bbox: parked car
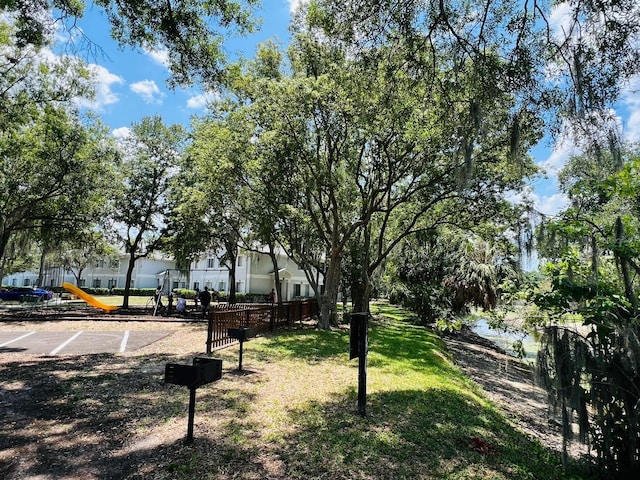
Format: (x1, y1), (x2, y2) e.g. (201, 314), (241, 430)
(0, 287), (54, 302)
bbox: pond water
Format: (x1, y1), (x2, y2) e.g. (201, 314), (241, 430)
(471, 318), (539, 361)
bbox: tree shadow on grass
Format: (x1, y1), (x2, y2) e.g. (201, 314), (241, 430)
(270, 388), (585, 480)
(0, 341), (593, 480)
(0, 352), (260, 480)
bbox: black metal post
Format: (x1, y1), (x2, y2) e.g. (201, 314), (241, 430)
(352, 312), (368, 417)
(238, 339), (244, 371)
(186, 387), (196, 444)
(206, 316), (213, 355)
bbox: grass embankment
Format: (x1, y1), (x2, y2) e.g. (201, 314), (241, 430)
(161, 304), (588, 479)
(0, 303), (591, 479)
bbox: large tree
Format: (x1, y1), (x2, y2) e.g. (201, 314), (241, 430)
(0, 18), (117, 280)
(223, 3), (540, 328)
(185, 111), (259, 303)
(53, 230), (118, 287)
(533, 144), (640, 476)
(109, 115), (186, 307)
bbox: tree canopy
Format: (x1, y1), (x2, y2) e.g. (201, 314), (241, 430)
(0, 0), (260, 87)
(108, 115), (187, 307)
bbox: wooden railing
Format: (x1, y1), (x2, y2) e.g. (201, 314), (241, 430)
(205, 299), (319, 353)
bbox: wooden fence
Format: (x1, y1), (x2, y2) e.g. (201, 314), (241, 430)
(205, 299), (319, 354)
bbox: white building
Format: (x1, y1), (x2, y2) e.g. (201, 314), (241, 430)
(2, 255), (182, 290)
(190, 249), (321, 301)
(3, 249), (322, 300)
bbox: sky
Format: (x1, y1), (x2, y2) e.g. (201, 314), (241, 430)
(70, 0), (296, 136)
(64, 1), (640, 219)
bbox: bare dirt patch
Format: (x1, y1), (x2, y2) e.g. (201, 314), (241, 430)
(441, 326), (588, 459)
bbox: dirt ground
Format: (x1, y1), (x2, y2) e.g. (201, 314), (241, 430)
(441, 326), (588, 459)
(0, 308), (588, 479)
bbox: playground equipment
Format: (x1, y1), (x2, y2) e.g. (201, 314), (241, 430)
(61, 283), (119, 313)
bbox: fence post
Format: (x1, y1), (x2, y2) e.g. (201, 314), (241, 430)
(286, 302), (291, 325)
(206, 313), (213, 355)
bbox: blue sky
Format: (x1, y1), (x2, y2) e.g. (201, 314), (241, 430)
(71, 0), (294, 132)
(65, 1), (640, 219)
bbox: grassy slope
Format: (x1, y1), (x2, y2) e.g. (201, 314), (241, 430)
(0, 302), (589, 479)
(166, 304), (589, 480)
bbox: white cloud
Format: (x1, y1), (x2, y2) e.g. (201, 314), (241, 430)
(288, 0), (303, 13)
(539, 137), (576, 175)
(143, 46), (170, 67)
(112, 127), (131, 139)
(534, 192), (569, 216)
(507, 186), (569, 217)
(549, 2), (574, 43)
(76, 64), (124, 110)
(186, 91), (219, 109)
(621, 75), (640, 143)
(130, 79), (165, 104)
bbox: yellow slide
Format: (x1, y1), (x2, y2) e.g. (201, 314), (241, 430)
(62, 283), (119, 313)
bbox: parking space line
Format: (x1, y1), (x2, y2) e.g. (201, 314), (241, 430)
(0, 331), (36, 347)
(50, 331), (83, 355)
(119, 330), (129, 353)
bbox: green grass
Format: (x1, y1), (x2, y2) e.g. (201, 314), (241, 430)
(183, 303), (592, 480)
(2, 302), (593, 479)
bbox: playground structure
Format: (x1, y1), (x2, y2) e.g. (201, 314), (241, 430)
(61, 283), (119, 313)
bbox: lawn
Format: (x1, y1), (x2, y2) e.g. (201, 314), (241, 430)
(0, 304), (591, 479)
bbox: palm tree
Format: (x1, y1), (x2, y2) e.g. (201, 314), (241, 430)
(446, 239), (516, 313)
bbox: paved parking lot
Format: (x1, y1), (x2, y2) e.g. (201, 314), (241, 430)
(0, 330), (170, 355)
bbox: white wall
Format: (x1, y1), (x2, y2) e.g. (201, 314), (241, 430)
(3, 249), (321, 297)
(3, 256), (181, 290)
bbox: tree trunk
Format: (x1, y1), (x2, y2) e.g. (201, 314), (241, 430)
(351, 227), (372, 314)
(268, 250), (282, 305)
(616, 217), (638, 313)
(351, 272), (371, 314)
(0, 229), (9, 275)
(36, 248), (48, 287)
(319, 251), (341, 329)
(74, 267), (85, 286)
(228, 260), (237, 303)
(122, 251), (136, 309)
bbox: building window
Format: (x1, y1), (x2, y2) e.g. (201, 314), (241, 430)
(237, 256), (244, 267)
(80, 279), (86, 287)
(207, 258), (216, 268)
(217, 281), (226, 292)
(23, 278), (31, 286)
(11, 279), (16, 286)
(236, 281), (244, 293)
(95, 259), (105, 268)
(109, 259), (120, 269)
(193, 282), (199, 290)
(108, 279), (117, 288)
(294, 283), (301, 297)
(93, 278), (101, 288)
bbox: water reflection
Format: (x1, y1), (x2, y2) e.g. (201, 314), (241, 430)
(471, 318), (539, 360)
